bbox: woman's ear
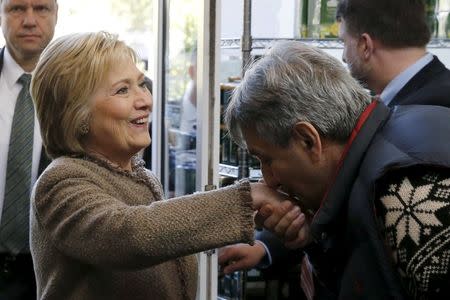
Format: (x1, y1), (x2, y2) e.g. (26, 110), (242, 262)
(292, 121), (323, 162)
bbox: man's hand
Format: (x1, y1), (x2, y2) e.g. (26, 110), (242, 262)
(218, 241), (267, 275)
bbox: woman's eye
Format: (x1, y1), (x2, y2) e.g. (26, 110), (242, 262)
(139, 81), (149, 91)
(116, 87), (129, 94)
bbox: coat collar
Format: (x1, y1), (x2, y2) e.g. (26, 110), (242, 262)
(310, 101), (391, 240)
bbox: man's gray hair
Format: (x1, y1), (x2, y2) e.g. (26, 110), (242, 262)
(225, 40), (371, 148)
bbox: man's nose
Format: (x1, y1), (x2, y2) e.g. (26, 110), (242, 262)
(261, 167), (279, 190)
(23, 9), (38, 27)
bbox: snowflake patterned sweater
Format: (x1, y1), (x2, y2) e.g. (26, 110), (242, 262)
(306, 102), (450, 300)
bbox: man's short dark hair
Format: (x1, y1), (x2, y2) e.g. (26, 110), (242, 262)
(336, 0), (431, 48)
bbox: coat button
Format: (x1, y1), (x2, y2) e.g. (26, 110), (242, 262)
(321, 232), (327, 240)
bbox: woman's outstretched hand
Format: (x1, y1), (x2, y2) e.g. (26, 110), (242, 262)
(250, 182), (311, 249)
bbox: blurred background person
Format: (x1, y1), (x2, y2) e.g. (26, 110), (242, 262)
(29, 31), (303, 300)
(179, 47), (197, 135)
(0, 0), (57, 298)
(173, 47), (198, 197)
(337, 0), (450, 108)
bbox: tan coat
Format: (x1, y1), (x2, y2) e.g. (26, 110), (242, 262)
(30, 156), (254, 300)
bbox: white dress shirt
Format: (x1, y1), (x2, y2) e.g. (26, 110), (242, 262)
(0, 47), (42, 223)
(380, 52), (434, 105)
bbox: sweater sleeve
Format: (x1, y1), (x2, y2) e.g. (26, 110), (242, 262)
(32, 159), (255, 270)
(375, 165), (450, 298)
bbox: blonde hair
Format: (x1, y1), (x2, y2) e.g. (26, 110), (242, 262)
(31, 31), (138, 158)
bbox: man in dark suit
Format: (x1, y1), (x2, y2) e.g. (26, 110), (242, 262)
(336, 0), (450, 108)
(219, 0), (450, 297)
(0, 0), (57, 298)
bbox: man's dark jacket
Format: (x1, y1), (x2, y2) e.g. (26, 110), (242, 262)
(308, 102), (450, 299)
(258, 55), (450, 268)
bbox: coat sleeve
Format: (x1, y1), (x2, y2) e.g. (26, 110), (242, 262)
(255, 229), (303, 268)
(32, 159), (255, 270)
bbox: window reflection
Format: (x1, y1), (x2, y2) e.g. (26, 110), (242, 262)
(165, 0), (199, 198)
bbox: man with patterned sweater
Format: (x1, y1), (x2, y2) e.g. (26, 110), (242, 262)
(219, 1), (450, 296)
(224, 40), (450, 299)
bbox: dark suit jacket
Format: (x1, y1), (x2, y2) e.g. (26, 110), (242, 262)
(389, 56), (450, 108)
(0, 47), (51, 175)
(256, 229), (303, 267)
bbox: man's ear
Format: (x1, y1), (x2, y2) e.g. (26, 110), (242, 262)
(359, 33), (375, 61)
(292, 122), (322, 162)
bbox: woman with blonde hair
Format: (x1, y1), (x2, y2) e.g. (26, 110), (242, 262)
(29, 32), (301, 300)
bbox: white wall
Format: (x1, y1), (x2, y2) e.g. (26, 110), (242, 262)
(221, 0), (299, 39)
(428, 48), (450, 68)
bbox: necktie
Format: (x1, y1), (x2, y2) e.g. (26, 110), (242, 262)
(0, 73), (34, 254)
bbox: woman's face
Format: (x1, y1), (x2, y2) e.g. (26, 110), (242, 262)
(84, 57), (152, 169)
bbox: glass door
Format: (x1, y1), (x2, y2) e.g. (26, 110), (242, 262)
(152, 0), (221, 298)
(152, 0), (199, 197)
